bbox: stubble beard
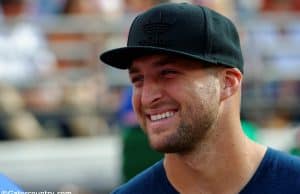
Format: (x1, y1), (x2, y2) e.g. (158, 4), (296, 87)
(148, 99), (219, 154)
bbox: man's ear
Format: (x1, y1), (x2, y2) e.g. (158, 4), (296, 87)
(219, 68), (242, 101)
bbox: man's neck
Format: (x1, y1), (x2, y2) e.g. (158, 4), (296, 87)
(163, 126), (266, 194)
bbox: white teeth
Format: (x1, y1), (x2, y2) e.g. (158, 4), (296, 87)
(150, 111), (175, 121)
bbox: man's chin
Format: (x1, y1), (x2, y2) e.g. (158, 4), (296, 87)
(149, 140), (185, 153)
(149, 139), (169, 153)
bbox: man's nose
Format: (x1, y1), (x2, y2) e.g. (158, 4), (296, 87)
(141, 79), (163, 106)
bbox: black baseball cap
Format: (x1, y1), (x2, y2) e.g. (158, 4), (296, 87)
(100, 3), (244, 73)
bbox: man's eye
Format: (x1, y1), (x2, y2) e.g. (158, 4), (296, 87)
(131, 76), (144, 85)
(161, 69), (178, 76)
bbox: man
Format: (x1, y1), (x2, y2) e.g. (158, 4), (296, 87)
(100, 3), (300, 194)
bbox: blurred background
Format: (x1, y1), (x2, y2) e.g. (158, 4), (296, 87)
(0, 0), (300, 193)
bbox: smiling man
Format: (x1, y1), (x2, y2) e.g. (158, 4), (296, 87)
(100, 3), (300, 194)
(129, 55), (221, 154)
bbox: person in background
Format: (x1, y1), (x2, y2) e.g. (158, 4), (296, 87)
(0, 0), (56, 86)
(0, 174), (22, 192)
(0, 0), (47, 190)
(100, 3), (300, 194)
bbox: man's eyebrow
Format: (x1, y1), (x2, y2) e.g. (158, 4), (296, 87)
(129, 56), (177, 74)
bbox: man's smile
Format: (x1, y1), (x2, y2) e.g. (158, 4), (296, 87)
(149, 111), (176, 122)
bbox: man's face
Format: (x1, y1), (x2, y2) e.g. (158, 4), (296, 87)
(129, 54), (221, 153)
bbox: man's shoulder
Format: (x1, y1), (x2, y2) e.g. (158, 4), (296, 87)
(258, 148), (300, 184)
(269, 148), (300, 173)
(241, 148), (300, 194)
(111, 160), (173, 194)
(0, 174), (22, 191)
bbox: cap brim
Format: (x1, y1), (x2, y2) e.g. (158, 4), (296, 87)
(100, 46), (217, 69)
